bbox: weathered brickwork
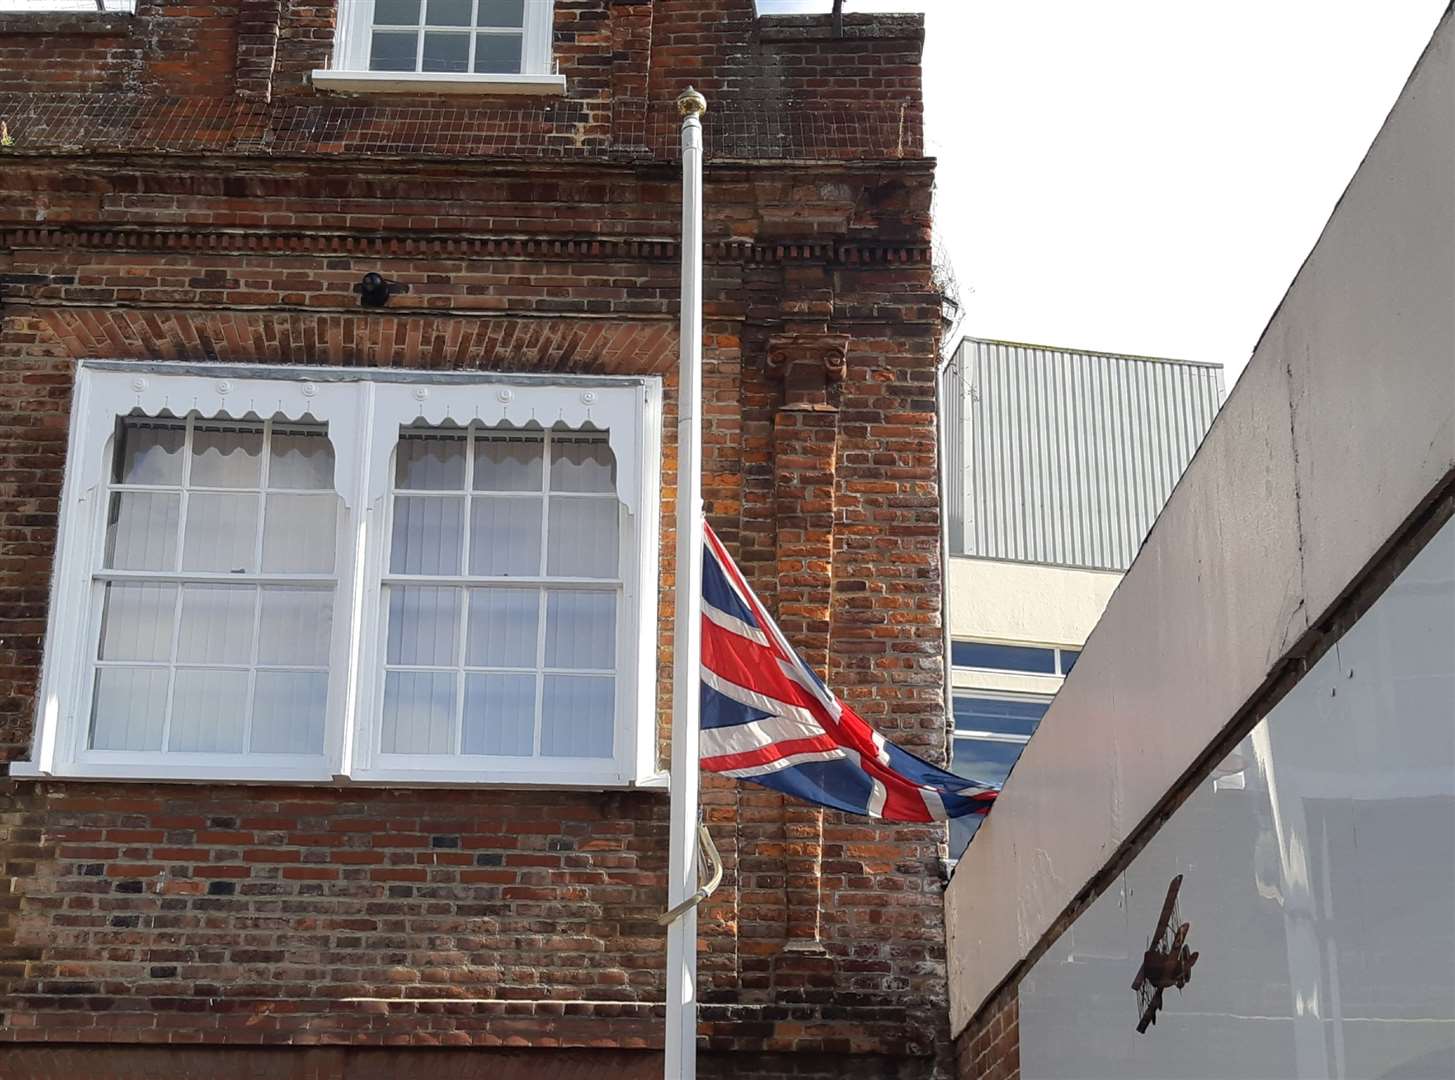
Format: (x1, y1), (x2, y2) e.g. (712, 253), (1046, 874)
(0, 1), (950, 1075)
(953, 991), (1020, 1080)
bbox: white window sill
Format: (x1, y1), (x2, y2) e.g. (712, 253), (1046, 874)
(8, 760), (335, 784)
(8, 759), (672, 791)
(311, 70), (567, 96)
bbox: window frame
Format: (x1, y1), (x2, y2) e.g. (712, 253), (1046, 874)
(22, 361), (662, 788)
(316, 0), (564, 96)
(948, 689), (1053, 860)
(951, 689), (1053, 746)
(82, 415), (351, 778)
(950, 637), (1080, 677)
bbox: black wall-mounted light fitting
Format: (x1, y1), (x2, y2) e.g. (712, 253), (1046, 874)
(356, 272), (408, 308)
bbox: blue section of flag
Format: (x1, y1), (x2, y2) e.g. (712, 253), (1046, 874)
(702, 544), (757, 629)
(700, 679), (772, 731)
(729, 757), (880, 819)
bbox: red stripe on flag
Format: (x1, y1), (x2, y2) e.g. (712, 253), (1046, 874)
(701, 734), (843, 775)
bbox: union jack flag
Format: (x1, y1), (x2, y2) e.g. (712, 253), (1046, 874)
(699, 523), (998, 823)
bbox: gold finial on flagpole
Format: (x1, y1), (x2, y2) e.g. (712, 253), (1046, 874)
(677, 85), (707, 118)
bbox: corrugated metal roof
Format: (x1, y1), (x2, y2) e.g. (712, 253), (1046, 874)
(942, 337), (1224, 571)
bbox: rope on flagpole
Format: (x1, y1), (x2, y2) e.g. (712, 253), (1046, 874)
(658, 814), (723, 927)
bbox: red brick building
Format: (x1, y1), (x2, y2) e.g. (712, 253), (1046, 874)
(0, 2), (950, 1076)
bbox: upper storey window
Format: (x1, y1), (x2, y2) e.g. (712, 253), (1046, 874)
(368, 0), (532, 75)
(316, 0), (562, 94)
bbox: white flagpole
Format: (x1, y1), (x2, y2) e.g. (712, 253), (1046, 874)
(665, 84), (707, 1080)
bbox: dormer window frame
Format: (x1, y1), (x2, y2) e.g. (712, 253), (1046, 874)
(314, 0), (564, 96)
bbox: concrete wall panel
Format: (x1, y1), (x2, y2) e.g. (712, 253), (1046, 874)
(1283, 22), (1455, 626)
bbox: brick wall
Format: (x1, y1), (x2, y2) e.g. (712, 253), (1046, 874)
(953, 990), (1020, 1080)
(0, 14), (142, 95)
(0, 1), (951, 1075)
(0, 2), (922, 160)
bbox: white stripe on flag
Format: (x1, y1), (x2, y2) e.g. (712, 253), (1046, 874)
(774, 657), (844, 721)
(867, 779), (887, 819)
(870, 729), (890, 767)
(702, 667), (821, 729)
(920, 787), (948, 822)
(703, 600), (770, 647)
(714, 748), (846, 779)
(700, 714), (828, 759)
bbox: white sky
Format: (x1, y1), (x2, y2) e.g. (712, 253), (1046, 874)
(763, 1), (1448, 385)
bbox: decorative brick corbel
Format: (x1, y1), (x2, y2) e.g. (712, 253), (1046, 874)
(766, 332), (849, 408)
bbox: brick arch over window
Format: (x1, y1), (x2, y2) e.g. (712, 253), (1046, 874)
(38, 310), (680, 374)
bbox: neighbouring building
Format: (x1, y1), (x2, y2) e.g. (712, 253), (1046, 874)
(947, 11), (1453, 1079)
(939, 337), (1223, 855)
(0, 3), (958, 1077)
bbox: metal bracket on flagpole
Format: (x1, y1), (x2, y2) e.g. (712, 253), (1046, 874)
(658, 812), (723, 927)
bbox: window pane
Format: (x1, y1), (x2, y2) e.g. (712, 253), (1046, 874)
(550, 436), (615, 493)
(1060, 648), (1080, 674)
(952, 695), (1049, 739)
(262, 493), (337, 573)
(390, 496), (464, 575)
(104, 492), (179, 571)
(462, 673), (535, 755)
(371, 29), (421, 71)
(386, 586), (459, 666)
(396, 432), (466, 490)
(258, 588), (333, 668)
(251, 671), (327, 755)
(423, 31), (470, 72)
(98, 582), (176, 662)
(540, 674), (613, 758)
(466, 588), (538, 668)
(169, 669), (248, 753)
(182, 492), (260, 573)
(545, 590), (615, 670)
(114, 419), (184, 485)
(473, 31), (523, 73)
(469, 496), (542, 576)
(190, 423), (263, 489)
(477, 0), (523, 26)
(425, 0), (470, 25)
(474, 433), (543, 492)
(950, 640), (1057, 674)
(89, 667), (168, 751)
(269, 428), (334, 490)
(381, 671), (456, 754)
(177, 584), (254, 665)
(373, 0), (420, 24)
(547, 497), (617, 577)
(951, 737), (1025, 787)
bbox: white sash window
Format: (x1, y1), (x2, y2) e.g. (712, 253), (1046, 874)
(23, 362), (661, 787)
(316, 0), (563, 95)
